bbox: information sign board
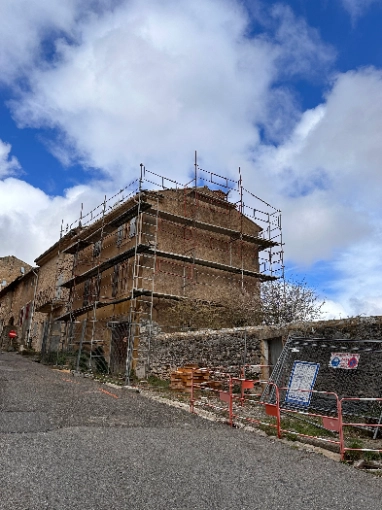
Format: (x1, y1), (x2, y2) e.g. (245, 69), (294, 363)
(285, 361), (320, 407)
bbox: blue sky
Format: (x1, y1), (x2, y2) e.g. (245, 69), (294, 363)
(1, 0), (382, 318)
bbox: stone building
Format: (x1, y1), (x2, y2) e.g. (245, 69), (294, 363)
(0, 166), (283, 379)
(0, 232), (77, 351)
(53, 180), (281, 378)
(0, 256), (31, 291)
(0, 267), (37, 350)
(0, 255), (33, 348)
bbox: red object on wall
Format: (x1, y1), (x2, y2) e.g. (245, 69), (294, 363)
(8, 330), (17, 339)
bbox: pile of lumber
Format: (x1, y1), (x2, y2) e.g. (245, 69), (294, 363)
(170, 364), (210, 392)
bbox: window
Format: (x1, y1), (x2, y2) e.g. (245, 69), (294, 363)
(83, 275), (101, 306)
(55, 274), (63, 299)
(116, 225), (124, 247)
(129, 217), (137, 238)
(83, 279), (91, 307)
(94, 274), (101, 301)
(19, 307), (24, 326)
(93, 240), (102, 258)
(112, 265), (120, 298)
(120, 263), (129, 293)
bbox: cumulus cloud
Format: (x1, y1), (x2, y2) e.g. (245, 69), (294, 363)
(254, 67), (382, 315)
(322, 239), (382, 317)
(8, 0), (334, 182)
(0, 174), (116, 264)
(269, 4), (335, 78)
(0, 0), (120, 85)
(0, 139), (21, 177)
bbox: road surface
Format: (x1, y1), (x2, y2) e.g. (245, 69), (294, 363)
(0, 352), (381, 509)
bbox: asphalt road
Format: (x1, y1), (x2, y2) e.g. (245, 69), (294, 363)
(0, 353), (381, 510)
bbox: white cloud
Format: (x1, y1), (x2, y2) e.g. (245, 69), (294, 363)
(341, 0), (382, 21)
(0, 139), (21, 177)
(0, 0), (79, 85)
(270, 4), (335, 78)
(0, 0), (120, 85)
(0, 175), (113, 264)
(253, 67), (382, 316)
(320, 300), (349, 321)
(254, 67), (382, 263)
(323, 240), (382, 316)
(8, 0), (333, 183)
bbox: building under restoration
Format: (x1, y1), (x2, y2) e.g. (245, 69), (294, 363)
(0, 160), (283, 380)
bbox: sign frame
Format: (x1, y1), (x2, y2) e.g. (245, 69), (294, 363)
(285, 360), (320, 407)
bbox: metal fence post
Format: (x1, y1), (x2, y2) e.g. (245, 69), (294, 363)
(337, 398), (345, 461)
(229, 377), (233, 427)
(275, 384), (282, 439)
(190, 369), (195, 413)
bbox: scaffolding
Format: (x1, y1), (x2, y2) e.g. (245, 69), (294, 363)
(55, 155), (284, 382)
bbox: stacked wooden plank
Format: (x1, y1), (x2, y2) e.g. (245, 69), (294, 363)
(170, 364), (210, 392)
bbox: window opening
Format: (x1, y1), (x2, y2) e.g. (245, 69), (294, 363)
(129, 217), (137, 238)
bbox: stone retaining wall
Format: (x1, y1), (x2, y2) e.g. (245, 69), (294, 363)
(138, 316), (382, 380)
(139, 326), (275, 379)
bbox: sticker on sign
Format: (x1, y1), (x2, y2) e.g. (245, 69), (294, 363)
(329, 352), (360, 370)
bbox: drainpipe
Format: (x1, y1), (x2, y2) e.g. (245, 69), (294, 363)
(26, 269), (39, 349)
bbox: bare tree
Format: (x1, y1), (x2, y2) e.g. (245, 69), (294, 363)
(167, 297), (224, 330)
(261, 278), (325, 325)
(218, 288), (262, 327)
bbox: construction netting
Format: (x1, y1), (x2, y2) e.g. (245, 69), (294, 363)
(262, 336), (382, 423)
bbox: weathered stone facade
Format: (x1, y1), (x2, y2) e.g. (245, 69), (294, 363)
(0, 182), (280, 377)
(0, 268), (38, 350)
(0, 256), (31, 290)
(0, 232), (76, 351)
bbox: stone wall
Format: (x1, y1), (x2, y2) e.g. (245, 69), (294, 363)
(138, 316), (382, 381)
(139, 325), (272, 379)
(285, 316), (382, 341)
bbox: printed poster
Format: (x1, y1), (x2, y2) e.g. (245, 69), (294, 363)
(285, 361), (320, 407)
(329, 352), (360, 370)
